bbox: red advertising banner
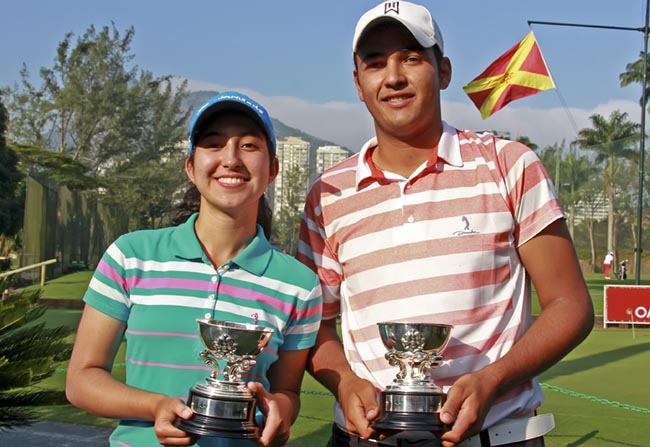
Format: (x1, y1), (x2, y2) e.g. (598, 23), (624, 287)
(604, 285), (650, 327)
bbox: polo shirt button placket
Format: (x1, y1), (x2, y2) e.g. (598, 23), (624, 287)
(207, 272), (221, 319)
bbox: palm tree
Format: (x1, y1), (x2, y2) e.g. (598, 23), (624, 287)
(620, 50), (650, 109)
(572, 110), (641, 257)
(561, 147), (599, 240)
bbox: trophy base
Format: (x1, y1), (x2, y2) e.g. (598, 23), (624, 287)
(177, 383), (259, 439)
(372, 388), (447, 433)
(177, 413), (259, 439)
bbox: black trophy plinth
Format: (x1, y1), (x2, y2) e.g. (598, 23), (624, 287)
(372, 388), (446, 432)
(177, 383), (259, 439)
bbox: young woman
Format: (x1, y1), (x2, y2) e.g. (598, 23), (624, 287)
(66, 91), (322, 447)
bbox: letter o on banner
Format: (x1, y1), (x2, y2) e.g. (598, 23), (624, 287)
(604, 285), (650, 327)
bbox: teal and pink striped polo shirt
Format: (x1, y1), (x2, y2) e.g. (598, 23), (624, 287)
(84, 213), (322, 447)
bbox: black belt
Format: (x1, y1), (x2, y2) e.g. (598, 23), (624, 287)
(329, 424), (443, 447)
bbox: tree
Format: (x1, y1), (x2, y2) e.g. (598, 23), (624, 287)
(9, 142), (99, 190)
(573, 110), (641, 257)
(6, 23), (189, 230)
(577, 178), (608, 272)
(98, 74), (189, 229)
(0, 91), (24, 256)
(272, 164), (310, 254)
(0, 279), (72, 429)
(537, 141), (564, 191)
(515, 135), (538, 152)
(620, 50), (650, 109)
(560, 146), (599, 239)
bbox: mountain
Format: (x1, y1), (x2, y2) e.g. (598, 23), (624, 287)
(182, 91), (344, 163)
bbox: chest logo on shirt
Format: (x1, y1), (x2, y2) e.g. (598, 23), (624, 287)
(453, 216), (479, 236)
(251, 313), (259, 324)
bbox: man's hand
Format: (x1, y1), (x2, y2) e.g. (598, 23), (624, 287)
(338, 374), (380, 439)
(438, 371), (499, 447)
(248, 382), (292, 447)
(152, 396), (195, 446)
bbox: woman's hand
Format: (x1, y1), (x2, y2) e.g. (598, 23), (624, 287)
(152, 396), (195, 446)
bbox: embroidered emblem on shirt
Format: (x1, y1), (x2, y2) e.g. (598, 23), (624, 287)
(251, 313), (259, 324)
(453, 216), (479, 236)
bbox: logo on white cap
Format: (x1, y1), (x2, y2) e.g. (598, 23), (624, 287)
(384, 2), (399, 14)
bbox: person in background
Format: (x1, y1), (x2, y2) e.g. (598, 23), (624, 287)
(297, 2), (594, 446)
(603, 252), (614, 279)
(66, 91), (322, 447)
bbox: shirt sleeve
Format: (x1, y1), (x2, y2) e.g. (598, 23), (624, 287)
(83, 239), (132, 321)
(494, 139), (566, 246)
(296, 179), (343, 320)
(278, 279), (323, 351)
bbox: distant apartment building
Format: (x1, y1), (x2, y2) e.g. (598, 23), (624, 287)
(315, 145), (351, 173)
(270, 136), (311, 215)
(571, 192), (609, 224)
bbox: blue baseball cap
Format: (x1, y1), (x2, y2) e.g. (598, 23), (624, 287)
(188, 91), (276, 158)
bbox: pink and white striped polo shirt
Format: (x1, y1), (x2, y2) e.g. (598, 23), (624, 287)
(297, 121), (565, 428)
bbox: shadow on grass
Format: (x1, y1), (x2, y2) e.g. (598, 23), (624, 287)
(563, 431), (598, 446)
(554, 430), (647, 447)
(541, 342), (650, 381)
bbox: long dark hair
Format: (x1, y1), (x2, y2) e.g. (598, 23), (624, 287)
(171, 184), (273, 240)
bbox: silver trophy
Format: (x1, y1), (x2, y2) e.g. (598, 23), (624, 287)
(177, 319), (274, 439)
(372, 322), (453, 434)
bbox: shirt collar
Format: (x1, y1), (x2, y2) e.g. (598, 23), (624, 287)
(173, 212), (274, 276)
(172, 213), (204, 260)
(355, 121), (463, 189)
(231, 226), (274, 277)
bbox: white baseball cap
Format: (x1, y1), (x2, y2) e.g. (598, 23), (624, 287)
(352, 1), (444, 54)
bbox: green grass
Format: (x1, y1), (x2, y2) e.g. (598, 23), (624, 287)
(529, 272), (648, 317)
(25, 271), (650, 446)
(539, 327), (650, 447)
(39, 270), (94, 299)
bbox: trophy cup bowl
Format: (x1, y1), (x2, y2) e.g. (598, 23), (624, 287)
(372, 322), (453, 435)
(177, 319), (274, 439)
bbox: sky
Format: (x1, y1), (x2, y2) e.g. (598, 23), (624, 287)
(2, 0), (649, 152)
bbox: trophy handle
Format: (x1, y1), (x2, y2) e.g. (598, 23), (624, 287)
(385, 349), (408, 380)
(223, 357), (257, 382)
(386, 349), (443, 382)
(200, 350), (221, 379)
(415, 352), (443, 378)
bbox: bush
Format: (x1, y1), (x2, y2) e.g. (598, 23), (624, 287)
(0, 277), (73, 429)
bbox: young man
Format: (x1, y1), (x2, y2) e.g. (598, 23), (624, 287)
(297, 2), (594, 446)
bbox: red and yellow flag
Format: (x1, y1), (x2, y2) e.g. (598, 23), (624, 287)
(463, 31), (555, 119)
